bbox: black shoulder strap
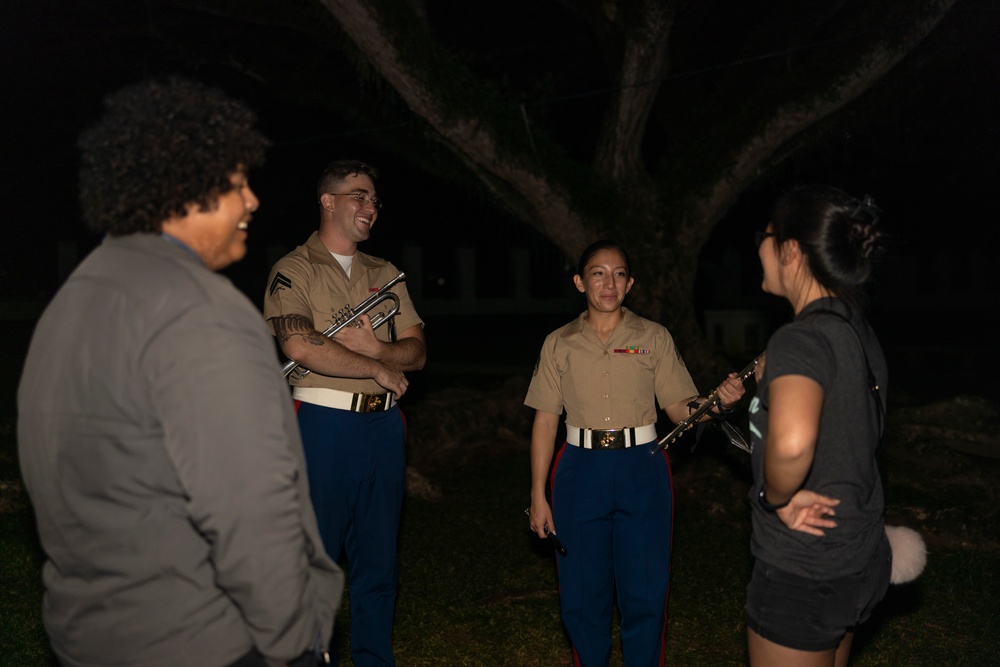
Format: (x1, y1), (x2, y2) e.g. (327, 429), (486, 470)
(804, 309), (886, 457)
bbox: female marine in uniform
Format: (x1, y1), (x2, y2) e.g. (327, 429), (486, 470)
(746, 185), (889, 667)
(525, 240), (745, 667)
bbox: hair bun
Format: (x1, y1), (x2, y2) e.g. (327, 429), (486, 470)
(848, 195), (884, 260)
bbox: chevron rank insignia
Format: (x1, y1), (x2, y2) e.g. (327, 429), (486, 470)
(269, 272), (291, 296)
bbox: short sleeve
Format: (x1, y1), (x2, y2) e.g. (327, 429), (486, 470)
(652, 326), (698, 409)
(766, 323), (836, 392)
(524, 331), (564, 416)
(263, 255), (313, 323)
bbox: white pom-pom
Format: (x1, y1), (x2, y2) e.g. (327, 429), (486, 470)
(885, 525), (927, 584)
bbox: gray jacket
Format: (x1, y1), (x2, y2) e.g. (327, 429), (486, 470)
(18, 234), (343, 667)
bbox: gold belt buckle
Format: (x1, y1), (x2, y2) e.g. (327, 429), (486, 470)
(596, 429), (625, 449)
(360, 393), (385, 413)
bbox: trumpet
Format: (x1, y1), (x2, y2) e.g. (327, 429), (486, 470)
(652, 352), (764, 454)
(281, 272), (406, 379)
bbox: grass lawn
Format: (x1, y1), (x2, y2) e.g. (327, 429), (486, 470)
(2, 379), (999, 666)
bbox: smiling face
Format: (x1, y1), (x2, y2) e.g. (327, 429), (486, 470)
(161, 170), (259, 271)
(573, 248), (634, 314)
(319, 172), (379, 253)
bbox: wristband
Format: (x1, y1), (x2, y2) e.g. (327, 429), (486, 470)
(688, 399), (736, 420)
(758, 486), (790, 511)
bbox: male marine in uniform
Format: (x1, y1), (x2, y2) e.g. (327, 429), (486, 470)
(263, 160), (426, 667)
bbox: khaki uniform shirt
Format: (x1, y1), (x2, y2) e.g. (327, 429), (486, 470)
(263, 232), (424, 394)
(524, 308), (697, 429)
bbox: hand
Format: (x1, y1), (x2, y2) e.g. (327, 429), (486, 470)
(775, 489), (840, 536)
(333, 313), (382, 358)
(716, 372), (746, 410)
(528, 500), (555, 540)
(373, 364), (408, 398)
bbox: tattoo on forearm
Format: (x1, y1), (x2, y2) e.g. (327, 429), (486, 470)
(271, 316), (327, 346)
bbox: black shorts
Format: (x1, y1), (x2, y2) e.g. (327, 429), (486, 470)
(745, 537), (891, 651)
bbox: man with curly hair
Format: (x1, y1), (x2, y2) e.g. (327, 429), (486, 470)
(17, 76), (343, 667)
(263, 159), (426, 667)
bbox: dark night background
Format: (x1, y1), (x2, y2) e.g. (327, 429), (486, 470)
(2, 0), (1000, 405)
(3, 5), (1000, 665)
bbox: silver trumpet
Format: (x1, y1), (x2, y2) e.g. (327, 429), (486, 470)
(281, 272), (405, 379)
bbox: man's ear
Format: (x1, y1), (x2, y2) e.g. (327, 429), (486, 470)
(319, 192), (336, 211)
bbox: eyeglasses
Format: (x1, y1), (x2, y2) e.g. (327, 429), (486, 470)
(329, 191), (382, 211)
(754, 231), (777, 248)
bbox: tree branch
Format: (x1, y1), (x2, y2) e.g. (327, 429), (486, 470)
(593, 0), (677, 183)
(560, 0), (683, 184)
(691, 0), (957, 242)
(319, 0), (596, 258)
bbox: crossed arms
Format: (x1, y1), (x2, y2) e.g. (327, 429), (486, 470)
(270, 312), (425, 398)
